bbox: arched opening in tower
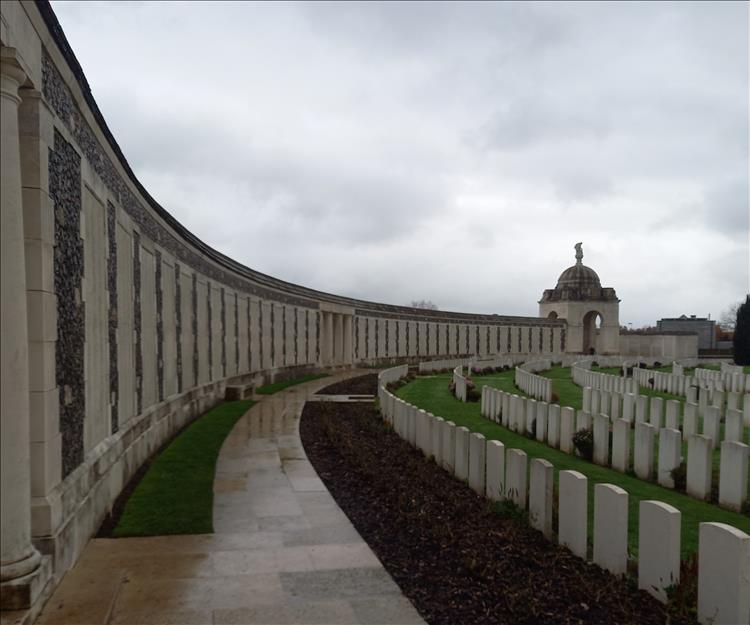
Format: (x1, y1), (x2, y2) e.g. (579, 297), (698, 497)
(582, 310), (603, 354)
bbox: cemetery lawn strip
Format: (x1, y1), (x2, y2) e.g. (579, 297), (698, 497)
(255, 373), (328, 395)
(301, 401), (696, 625)
(111, 400), (254, 537)
(396, 375), (750, 558)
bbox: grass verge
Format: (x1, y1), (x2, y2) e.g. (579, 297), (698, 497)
(255, 373), (328, 395)
(113, 400), (254, 537)
(395, 375), (750, 558)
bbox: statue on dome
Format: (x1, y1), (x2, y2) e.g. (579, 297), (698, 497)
(575, 242), (583, 264)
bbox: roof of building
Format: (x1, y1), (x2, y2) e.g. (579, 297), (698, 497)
(540, 243), (619, 303)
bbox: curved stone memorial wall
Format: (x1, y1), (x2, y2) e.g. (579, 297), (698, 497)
(0, 1), (566, 613)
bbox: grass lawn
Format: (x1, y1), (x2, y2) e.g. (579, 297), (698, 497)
(256, 373), (328, 395)
(113, 400), (254, 537)
(395, 374), (750, 559)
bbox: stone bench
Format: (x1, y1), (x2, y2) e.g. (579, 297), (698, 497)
(224, 383), (254, 401)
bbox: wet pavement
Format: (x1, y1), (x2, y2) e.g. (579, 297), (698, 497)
(33, 370), (424, 625)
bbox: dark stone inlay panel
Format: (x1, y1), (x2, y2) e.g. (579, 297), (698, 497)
(518, 328), (522, 353)
(561, 328), (566, 352)
(155, 250), (164, 402)
(315, 310), (320, 362)
(133, 231), (143, 415)
(293, 306), (298, 364)
(246, 297), (252, 371)
(507, 327), (512, 353)
(306, 310), (311, 363)
(385, 319), (389, 358)
(354, 316), (359, 360)
(175, 263), (183, 393)
(234, 293), (239, 372)
(259, 303), (264, 367)
(282, 305), (287, 364)
(270, 304), (275, 365)
(220, 287), (226, 377)
(207, 282), (213, 376)
(191, 273), (198, 385)
(106, 201), (118, 434)
(365, 317), (369, 359)
(51, 129), (85, 477)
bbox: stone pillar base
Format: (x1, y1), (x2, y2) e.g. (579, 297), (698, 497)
(0, 555), (52, 615)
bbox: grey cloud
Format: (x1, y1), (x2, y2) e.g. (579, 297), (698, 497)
(49, 0), (749, 326)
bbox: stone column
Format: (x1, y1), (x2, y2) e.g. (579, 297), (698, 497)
(0, 50), (43, 608)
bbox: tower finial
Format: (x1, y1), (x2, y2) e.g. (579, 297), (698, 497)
(574, 242), (583, 265)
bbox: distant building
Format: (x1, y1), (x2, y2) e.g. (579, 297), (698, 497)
(657, 315), (715, 350)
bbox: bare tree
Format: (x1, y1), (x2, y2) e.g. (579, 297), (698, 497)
(411, 299), (438, 310)
(719, 300), (743, 331)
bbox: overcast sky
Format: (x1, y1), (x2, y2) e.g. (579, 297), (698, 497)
(50, 1), (748, 327)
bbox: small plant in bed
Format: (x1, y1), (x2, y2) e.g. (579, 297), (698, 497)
(573, 427), (594, 461)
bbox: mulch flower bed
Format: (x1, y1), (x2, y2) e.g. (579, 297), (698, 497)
(300, 397), (695, 625)
(315, 373), (379, 396)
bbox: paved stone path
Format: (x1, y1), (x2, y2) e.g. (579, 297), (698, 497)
(34, 371), (425, 625)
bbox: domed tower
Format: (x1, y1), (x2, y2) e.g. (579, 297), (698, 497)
(539, 243), (620, 354)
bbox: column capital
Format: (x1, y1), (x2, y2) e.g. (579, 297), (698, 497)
(1, 47), (28, 104)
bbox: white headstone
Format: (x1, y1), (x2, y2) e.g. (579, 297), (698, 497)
(529, 458), (554, 539)
(703, 406), (721, 448)
(636, 395), (648, 424)
(468, 432), (487, 494)
(719, 441), (749, 512)
(441, 420), (456, 473)
(455, 426), (470, 481)
(432, 416), (444, 465)
(665, 400), (680, 430)
(576, 410), (591, 433)
(559, 406), (575, 454)
(611, 418), (631, 473)
(683, 402), (698, 439)
(535, 401), (548, 442)
(593, 484), (628, 576)
(486, 440), (506, 502)
(650, 397), (664, 429)
(547, 404), (560, 448)
(506, 449), (528, 509)
(687, 435), (713, 501)
(634, 422), (655, 480)
(638, 500), (681, 602)
(593, 413), (610, 466)
(724, 409), (743, 443)
(658, 428), (682, 489)
(697, 523), (750, 625)
(559, 470), (587, 559)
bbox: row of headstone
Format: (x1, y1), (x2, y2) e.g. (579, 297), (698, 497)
(572, 362), (638, 395)
(514, 361), (553, 403)
(377, 368), (750, 625)
(694, 366), (749, 394)
(482, 385), (749, 512)
(418, 356), (474, 373)
(468, 355), (525, 373)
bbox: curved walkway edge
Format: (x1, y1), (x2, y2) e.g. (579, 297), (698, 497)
(33, 370), (425, 625)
